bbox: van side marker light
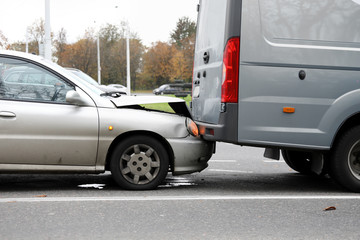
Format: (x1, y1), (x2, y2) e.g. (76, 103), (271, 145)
(283, 107), (295, 113)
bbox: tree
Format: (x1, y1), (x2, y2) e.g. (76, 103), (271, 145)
(53, 28), (68, 66)
(140, 17), (196, 87)
(98, 23), (123, 85)
(169, 17), (196, 81)
(142, 41), (174, 88)
(0, 30), (8, 49)
(27, 18), (46, 55)
(170, 17), (196, 50)
(56, 23), (145, 91)
(8, 18), (53, 55)
(97, 22), (144, 88)
(60, 29), (98, 77)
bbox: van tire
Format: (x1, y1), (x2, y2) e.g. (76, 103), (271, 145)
(330, 126), (360, 192)
(281, 150), (313, 175)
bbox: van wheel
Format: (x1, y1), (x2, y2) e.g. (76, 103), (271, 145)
(330, 126), (360, 192)
(110, 135), (169, 190)
(281, 150), (313, 175)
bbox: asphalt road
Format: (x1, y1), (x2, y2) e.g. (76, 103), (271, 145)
(1, 142), (359, 239)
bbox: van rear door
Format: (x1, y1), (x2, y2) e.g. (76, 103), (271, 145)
(192, 0), (241, 142)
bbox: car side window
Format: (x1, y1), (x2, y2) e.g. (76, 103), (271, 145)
(0, 57), (74, 103)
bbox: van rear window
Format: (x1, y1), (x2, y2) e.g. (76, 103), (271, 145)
(196, 0), (227, 51)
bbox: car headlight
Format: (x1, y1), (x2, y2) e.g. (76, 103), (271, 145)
(186, 118), (199, 137)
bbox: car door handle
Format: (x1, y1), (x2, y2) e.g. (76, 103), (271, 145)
(0, 111), (16, 118)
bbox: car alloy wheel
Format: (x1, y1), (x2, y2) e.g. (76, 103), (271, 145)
(120, 143), (160, 184)
(110, 135), (169, 190)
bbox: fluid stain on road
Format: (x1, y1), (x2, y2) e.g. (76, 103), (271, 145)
(160, 176), (197, 188)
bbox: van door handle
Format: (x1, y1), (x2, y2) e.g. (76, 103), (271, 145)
(203, 51), (210, 64)
(0, 111), (16, 118)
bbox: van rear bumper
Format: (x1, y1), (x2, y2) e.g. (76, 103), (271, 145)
(195, 103), (238, 143)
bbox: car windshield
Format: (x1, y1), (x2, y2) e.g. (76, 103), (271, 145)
(65, 71), (104, 95)
(67, 69), (100, 87)
(65, 69), (123, 98)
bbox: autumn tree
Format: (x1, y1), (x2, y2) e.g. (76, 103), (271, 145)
(170, 17), (196, 50)
(53, 28), (68, 66)
(55, 22), (144, 90)
(98, 22), (145, 88)
(98, 23), (123, 85)
(27, 18), (46, 55)
(169, 17), (196, 82)
(142, 41), (174, 88)
(139, 17), (196, 88)
(60, 29), (98, 77)
(0, 30), (8, 49)
(169, 33), (195, 81)
(8, 18), (52, 55)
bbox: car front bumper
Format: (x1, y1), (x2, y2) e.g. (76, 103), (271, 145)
(168, 136), (215, 175)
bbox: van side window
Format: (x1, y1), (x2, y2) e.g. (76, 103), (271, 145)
(0, 57), (74, 103)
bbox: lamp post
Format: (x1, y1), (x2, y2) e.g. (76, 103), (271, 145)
(94, 21), (101, 84)
(97, 35), (101, 84)
(44, 0), (52, 60)
(25, 27), (29, 53)
(115, 5), (131, 95)
(126, 28), (131, 96)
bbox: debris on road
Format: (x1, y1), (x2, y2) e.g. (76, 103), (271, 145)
(324, 206), (336, 211)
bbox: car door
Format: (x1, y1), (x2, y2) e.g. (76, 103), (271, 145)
(0, 56), (99, 166)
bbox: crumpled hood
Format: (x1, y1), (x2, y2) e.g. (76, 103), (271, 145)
(110, 95), (192, 118)
(110, 95), (185, 107)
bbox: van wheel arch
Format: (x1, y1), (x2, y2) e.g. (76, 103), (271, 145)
(331, 112), (360, 149)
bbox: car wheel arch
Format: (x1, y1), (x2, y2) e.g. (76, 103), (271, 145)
(105, 130), (175, 172)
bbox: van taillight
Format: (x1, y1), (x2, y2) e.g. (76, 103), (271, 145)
(221, 37), (240, 103)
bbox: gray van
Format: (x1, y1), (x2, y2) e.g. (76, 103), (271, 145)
(192, 0), (360, 192)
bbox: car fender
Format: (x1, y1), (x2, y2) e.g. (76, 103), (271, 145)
(95, 108), (190, 170)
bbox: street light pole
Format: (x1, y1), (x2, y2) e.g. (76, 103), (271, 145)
(115, 5), (131, 95)
(94, 20), (101, 84)
(126, 33), (131, 95)
(97, 35), (101, 84)
(25, 28), (29, 53)
(44, 0), (52, 60)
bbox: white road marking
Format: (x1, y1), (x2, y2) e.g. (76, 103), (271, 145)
(210, 160), (237, 163)
(263, 160), (285, 163)
(78, 184), (105, 189)
(1, 195), (360, 203)
(208, 169), (253, 173)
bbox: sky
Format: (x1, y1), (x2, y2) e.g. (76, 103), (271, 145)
(0, 0), (199, 47)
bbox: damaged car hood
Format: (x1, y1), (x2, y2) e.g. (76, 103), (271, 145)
(110, 95), (192, 118)
(111, 95), (184, 106)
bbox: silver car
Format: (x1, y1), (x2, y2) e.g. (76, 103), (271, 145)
(0, 50), (214, 190)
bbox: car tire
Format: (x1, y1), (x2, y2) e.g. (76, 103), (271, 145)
(281, 150), (313, 175)
(110, 135), (169, 190)
(330, 126), (360, 192)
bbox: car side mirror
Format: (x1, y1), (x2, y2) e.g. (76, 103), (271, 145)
(66, 90), (89, 106)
